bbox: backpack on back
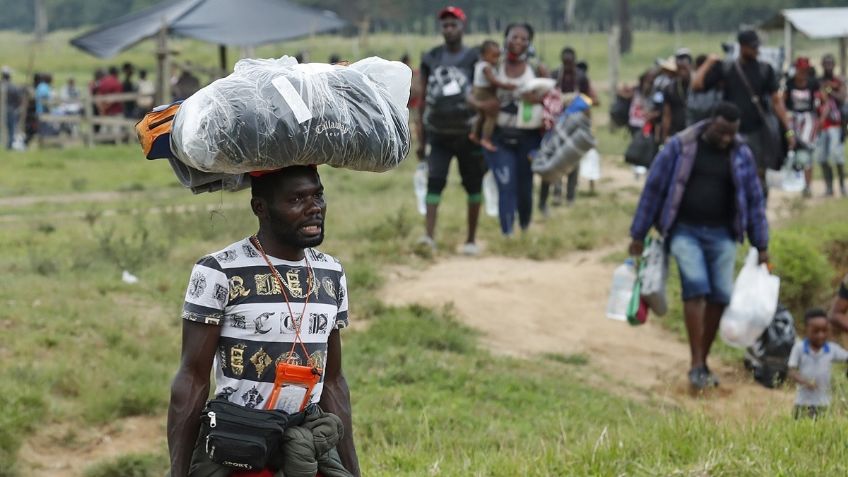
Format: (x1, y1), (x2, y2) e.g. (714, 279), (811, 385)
(423, 47), (474, 135)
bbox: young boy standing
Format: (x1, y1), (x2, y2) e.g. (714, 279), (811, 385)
(788, 308), (848, 419)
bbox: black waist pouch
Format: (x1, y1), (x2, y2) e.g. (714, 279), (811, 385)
(201, 398), (307, 471)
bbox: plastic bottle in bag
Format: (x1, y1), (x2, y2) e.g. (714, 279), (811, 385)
(606, 258), (636, 321)
(482, 171), (499, 217)
(413, 162), (428, 215)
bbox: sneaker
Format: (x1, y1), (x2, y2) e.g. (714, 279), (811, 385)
(688, 367), (710, 391)
(461, 242), (479, 256)
(416, 235), (436, 250)
(538, 204), (550, 218)
(704, 366), (720, 387)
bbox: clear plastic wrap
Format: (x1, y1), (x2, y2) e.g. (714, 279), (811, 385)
(531, 113), (595, 181)
(170, 56), (411, 174)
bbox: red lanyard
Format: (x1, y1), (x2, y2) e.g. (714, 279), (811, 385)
(250, 235), (313, 362)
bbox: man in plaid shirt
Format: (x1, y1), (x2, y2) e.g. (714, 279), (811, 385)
(628, 101), (769, 391)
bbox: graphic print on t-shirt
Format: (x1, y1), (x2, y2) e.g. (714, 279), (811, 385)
(181, 237), (349, 407)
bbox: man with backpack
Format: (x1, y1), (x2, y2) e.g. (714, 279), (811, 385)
(692, 30), (795, 199)
(417, 6), (483, 255)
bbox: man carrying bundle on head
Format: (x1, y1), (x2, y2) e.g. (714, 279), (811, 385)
(168, 166), (359, 477)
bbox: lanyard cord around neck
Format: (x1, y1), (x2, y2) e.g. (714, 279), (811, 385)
(250, 235), (313, 362)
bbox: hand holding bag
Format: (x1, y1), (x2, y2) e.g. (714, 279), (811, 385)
(639, 236), (669, 316)
(719, 248), (780, 348)
(626, 258), (649, 326)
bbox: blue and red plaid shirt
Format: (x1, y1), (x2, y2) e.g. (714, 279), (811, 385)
(629, 121), (769, 250)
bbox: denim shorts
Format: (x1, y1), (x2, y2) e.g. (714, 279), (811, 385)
(669, 223), (737, 305)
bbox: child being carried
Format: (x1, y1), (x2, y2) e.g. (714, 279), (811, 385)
(470, 40), (516, 152)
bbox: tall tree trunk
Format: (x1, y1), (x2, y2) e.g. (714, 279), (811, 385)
(616, 0), (632, 54)
(34, 0), (48, 42)
(564, 0), (577, 31)
(358, 15), (371, 48)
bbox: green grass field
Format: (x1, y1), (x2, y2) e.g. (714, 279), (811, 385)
(3, 27), (846, 93)
(2, 28), (848, 476)
(3, 141), (848, 476)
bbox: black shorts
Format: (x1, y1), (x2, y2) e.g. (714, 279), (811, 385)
(426, 132), (485, 196)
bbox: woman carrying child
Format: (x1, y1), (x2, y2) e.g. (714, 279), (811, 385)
(472, 23), (548, 236)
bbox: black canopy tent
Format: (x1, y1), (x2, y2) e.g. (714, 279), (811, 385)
(70, 0), (346, 102)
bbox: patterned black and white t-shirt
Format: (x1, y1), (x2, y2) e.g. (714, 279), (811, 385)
(182, 237), (348, 410)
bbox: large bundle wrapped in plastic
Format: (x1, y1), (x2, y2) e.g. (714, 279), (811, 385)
(170, 56), (411, 174)
(531, 111), (595, 181)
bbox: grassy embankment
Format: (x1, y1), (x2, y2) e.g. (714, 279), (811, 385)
(2, 141), (848, 476)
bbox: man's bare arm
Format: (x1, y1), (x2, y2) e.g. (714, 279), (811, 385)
(319, 328), (360, 477)
(691, 54), (720, 91)
(167, 320), (221, 477)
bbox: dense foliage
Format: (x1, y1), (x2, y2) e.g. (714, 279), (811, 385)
(5, 0), (848, 34)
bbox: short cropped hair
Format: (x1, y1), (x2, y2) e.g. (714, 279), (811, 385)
(712, 102), (741, 122)
(804, 308), (828, 324)
(250, 166), (317, 202)
(481, 40), (500, 54)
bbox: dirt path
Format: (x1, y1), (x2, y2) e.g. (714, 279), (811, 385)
(18, 415), (165, 476)
(382, 249), (794, 421)
(382, 154), (812, 421)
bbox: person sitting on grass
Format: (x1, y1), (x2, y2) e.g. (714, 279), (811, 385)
(788, 308), (848, 420)
(469, 39), (516, 152)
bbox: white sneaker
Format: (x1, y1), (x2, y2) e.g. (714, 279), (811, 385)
(461, 242), (479, 256)
(416, 235), (436, 250)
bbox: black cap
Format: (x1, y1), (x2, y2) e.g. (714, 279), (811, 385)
(737, 30), (760, 48)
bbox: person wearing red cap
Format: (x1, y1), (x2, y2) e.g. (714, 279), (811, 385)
(167, 166), (359, 477)
(784, 56), (819, 197)
(417, 6), (484, 255)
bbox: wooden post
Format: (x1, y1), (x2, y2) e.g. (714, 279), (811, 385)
(608, 25), (621, 104)
(0, 82), (7, 149)
(840, 37), (847, 79)
(783, 18), (793, 72)
(155, 23), (171, 105)
(218, 44), (227, 75)
(83, 91), (94, 147)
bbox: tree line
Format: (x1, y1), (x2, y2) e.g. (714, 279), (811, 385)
(3, 0), (848, 36)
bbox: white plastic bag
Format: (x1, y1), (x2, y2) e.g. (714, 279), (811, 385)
(413, 162), (427, 215)
(719, 248), (780, 348)
(171, 56), (411, 174)
(482, 171), (499, 217)
(639, 236), (668, 316)
(578, 148), (601, 181)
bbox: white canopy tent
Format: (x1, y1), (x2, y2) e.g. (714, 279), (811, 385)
(762, 7), (848, 75)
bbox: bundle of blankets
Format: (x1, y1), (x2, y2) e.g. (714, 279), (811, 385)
(530, 93), (596, 182)
(138, 56), (412, 193)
